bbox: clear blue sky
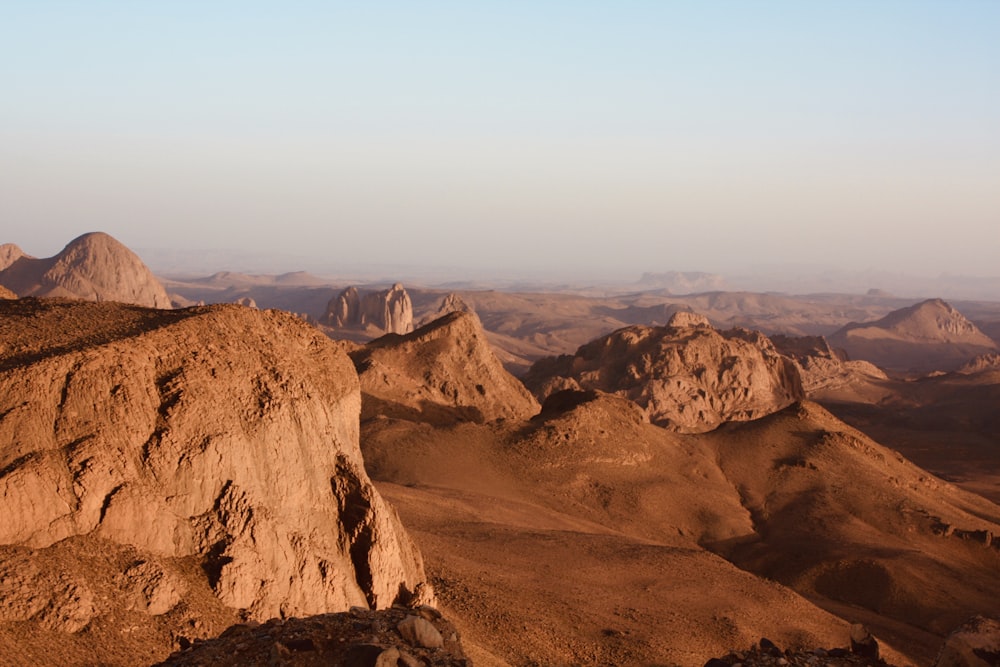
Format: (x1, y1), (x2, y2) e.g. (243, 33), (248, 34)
(2, 1), (998, 280)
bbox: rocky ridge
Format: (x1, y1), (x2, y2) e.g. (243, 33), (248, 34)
(0, 232), (172, 308)
(0, 299), (429, 664)
(524, 311), (803, 432)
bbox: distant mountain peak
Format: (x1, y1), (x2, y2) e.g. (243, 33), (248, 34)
(0, 231), (172, 308)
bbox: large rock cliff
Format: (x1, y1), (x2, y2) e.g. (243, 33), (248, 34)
(524, 311), (803, 432)
(0, 232), (172, 308)
(0, 300), (428, 638)
(323, 283), (414, 335)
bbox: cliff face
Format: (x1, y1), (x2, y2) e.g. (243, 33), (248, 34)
(0, 232), (172, 308)
(324, 284), (413, 335)
(525, 312), (803, 433)
(0, 300), (428, 631)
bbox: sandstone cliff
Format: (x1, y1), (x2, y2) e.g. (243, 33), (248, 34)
(0, 232), (172, 308)
(351, 311), (539, 425)
(524, 311), (803, 432)
(829, 299), (998, 372)
(0, 299), (428, 658)
(323, 283), (413, 335)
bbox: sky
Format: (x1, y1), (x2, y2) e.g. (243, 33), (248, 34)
(2, 1), (998, 282)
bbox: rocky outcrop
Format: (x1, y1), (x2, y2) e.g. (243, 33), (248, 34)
(351, 311), (539, 425)
(524, 313), (803, 432)
(829, 299), (998, 372)
(153, 606), (467, 667)
(0, 300), (428, 633)
(418, 293), (473, 327)
(324, 284), (414, 335)
(772, 334), (887, 394)
(232, 296), (257, 309)
(0, 285), (15, 299)
(0, 243), (26, 271)
(0, 232), (172, 308)
(935, 616), (1000, 667)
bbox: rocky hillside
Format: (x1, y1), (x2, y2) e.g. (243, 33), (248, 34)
(524, 312), (803, 432)
(829, 299), (998, 372)
(323, 283), (414, 335)
(351, 311), (539, 425)
(0, 299), (429, 665)
(0, 232), (172, 308)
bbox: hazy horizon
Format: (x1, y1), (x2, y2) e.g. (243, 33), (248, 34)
(3, 2), (998, 282)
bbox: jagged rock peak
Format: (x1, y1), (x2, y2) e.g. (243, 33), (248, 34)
(419, 292), (473, 327)
(324, 283), (414, 335)
(0, 232), (171, 308)
(351, 310), (539, 425)
(0, 299), (429, 631)
(0, 243), (27, 271)
(524, 321), (803, 433)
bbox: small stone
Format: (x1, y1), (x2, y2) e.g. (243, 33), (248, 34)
(397, 614), (444, 649)
(776, 659), (788, 666)
(375, 647), (401, 667)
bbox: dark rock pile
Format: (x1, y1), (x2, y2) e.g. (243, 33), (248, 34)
(705, 625), (892, 667)
(152, 606), (468, 667)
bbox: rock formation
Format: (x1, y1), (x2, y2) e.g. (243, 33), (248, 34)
(935, 616), (1000, 667)
(0, 299), (429, 662)
(323, 283), (414, 335)
(524, 311), (803, 432)
(153, 606), (468, 667)
(351, 311), (539, 425)
(771, 334), (887, 394)
(232, 296), (257, 308)
(0, 285), (15, 300)
(418, 292), (473, 327)
(829, 299), (998, 372)
(0, 232), (172, 308)
(0, 243), (26, 271)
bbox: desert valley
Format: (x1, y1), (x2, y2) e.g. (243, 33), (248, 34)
(0, 232), (997, 667)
